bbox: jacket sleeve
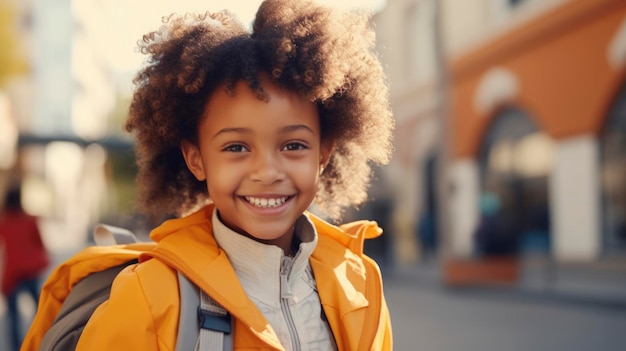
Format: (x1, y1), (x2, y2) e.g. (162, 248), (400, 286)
(76, 262), (179, 351)
(362, 255), (393, 351)
(374, 294), (393, 350)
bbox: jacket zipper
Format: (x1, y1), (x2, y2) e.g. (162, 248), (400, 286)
(280, 256), (301, 351)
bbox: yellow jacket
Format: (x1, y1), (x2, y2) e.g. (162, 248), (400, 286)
(74, 205), (392, 350)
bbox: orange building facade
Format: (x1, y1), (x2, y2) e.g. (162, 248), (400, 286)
(448, 0), (626, 262)
(452, 0), (626, 156)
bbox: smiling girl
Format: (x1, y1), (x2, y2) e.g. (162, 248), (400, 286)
(75, 0), (394, 349)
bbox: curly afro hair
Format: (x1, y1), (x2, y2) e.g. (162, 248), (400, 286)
(126, 0), (394, 221)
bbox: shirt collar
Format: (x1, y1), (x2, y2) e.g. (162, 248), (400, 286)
(212, 208), (318, 304)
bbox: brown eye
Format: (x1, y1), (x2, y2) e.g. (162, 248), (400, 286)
(283, 142), (308, 151)
(223, 144), (249, 152)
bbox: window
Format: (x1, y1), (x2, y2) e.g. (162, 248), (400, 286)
(403, 0), (436, 82)
(477, 108), (553, 254)
(601, 82), (626, 252)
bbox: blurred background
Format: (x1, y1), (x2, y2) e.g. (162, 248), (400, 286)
(1, 0), (625, 350)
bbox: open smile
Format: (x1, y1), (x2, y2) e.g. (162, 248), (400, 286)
(243, 196), (291, 209)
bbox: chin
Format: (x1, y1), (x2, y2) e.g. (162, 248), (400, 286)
(243, 224), (292, 241)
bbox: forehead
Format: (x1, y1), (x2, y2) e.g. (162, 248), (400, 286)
(200, 75), (320, 133)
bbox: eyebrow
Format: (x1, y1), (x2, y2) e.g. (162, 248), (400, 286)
(280, 124), (315, 134)
(213, 127), (251, 139)
(213, 124), (315, 139)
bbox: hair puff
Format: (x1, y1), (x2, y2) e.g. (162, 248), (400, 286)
(126, 0), (394, 221)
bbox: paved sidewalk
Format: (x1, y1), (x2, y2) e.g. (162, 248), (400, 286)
(388, 253), (626, 309)
(383, 265), (626, 351)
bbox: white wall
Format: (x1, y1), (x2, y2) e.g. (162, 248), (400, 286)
(448, 159), (480, 257)
(32, 0), (73, 135)
(550, 135), (601, 261)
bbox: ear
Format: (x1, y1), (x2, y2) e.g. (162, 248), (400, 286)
(181, 140), (206, 181)
(319, 140), (335, 170)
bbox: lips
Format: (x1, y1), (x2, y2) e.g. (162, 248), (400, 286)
(244, 196), (289, 208)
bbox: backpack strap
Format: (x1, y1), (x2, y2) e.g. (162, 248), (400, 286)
(197, 289), (232, 350)
(176, 271), (232, 351)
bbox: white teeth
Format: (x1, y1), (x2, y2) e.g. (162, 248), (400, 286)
(244, 196), (288, 208)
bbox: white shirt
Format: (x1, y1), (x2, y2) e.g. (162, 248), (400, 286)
(212, 209), (337, 351)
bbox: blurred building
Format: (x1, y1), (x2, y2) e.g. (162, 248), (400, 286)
(0, 0), (133, 253)
(375, 0), (626, 264)
(3, 0), (625, 263)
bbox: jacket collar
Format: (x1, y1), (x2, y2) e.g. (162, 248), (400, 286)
(144, 205), (283, 349)
(143, 204), (380, 350)
(306, 212), (383, 350)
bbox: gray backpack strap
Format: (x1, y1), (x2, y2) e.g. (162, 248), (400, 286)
(177, 271), (199, 350)
(197, 290), (232, 350)
(176, 272), (232, 351)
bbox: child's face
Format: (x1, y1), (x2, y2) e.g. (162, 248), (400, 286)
(182, 74), (333, 252)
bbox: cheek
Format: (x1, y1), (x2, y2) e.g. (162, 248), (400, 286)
(294, 161), (322, 187)
(205, 160), (237, 194)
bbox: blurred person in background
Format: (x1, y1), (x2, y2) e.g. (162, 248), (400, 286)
(0, 182), (49, 351)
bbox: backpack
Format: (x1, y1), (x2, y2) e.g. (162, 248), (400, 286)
(21, 224), (232, 351)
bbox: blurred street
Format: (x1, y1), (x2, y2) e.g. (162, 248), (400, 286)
(384, 260), (626, 351)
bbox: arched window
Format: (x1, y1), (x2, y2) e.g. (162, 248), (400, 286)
(477, 108), (553, 255)
(601, 82), (626, 252)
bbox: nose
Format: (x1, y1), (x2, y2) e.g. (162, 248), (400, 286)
(250, 150), (285, 184)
